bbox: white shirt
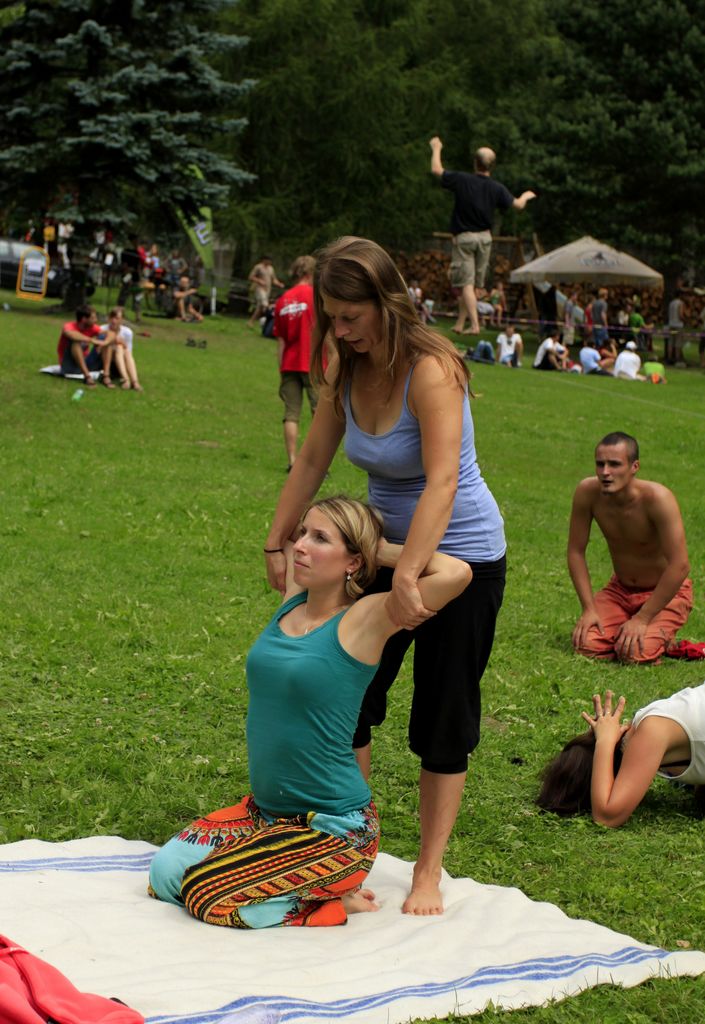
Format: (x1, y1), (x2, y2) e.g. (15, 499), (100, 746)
(101, 323), (134, 353)
(533, 338), (563, 368)
(497, 331), (522, 362)
(614, 350), (641, 379)
(632, 683), (705, 785)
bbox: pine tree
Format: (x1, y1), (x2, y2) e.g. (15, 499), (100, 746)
(0, 0), (252, 240)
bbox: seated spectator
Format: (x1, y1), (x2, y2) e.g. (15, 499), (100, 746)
(408, 280), (432, 324)
(173, 274), (204, 322)
(475, 288), (495, 326)
(495, 327), (523, 367)
(488, 281), (506, 326)
(599, 336), (618, 363)
(533, 327), (568, 371)
(57, 304), (119, 388)
(579, 339), (613, 375)
(613, 340), (645, 380)
(464, 339), (495, 364)
(100, 307), (144, 391)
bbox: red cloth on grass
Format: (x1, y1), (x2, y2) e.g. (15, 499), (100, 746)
(665, 639), (705, 660)
(0, 934), (143, 1024)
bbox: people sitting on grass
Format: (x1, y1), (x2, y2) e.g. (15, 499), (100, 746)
(536, 685), (705, 827)
(579, 338), (613, 376)
(488, 281), (506, 326)
(57, 304), (120, 388)
(99, 307), (144, 392)
(613, 340), (645, 380)
(173, 274), (204, 322)
(533, 326), (568, 371)
(496, 326), (523, 367)
(568, 431), (692, 664)
(466, 338), (495, 364)
(148, 496), (471, 928)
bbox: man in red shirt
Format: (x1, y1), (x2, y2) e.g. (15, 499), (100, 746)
(273, 256), (318, 470)
(57, 304), (118, 387)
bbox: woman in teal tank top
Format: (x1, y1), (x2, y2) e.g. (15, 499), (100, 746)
(149, 496), (471, 928)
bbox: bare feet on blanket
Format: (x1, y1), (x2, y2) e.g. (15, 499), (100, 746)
(342, 889), (380, 914)
(402, 867), (444, 915)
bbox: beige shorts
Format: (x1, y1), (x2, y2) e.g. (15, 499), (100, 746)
(450, 231), (492, 289)
(279, 372), (318, 422)
(254, 286), (269, 306)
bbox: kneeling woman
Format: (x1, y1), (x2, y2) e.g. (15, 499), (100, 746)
(149, 496), (471, 927)
(537, 685), (705, 827)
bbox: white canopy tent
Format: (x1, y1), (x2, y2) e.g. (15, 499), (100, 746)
(510, 236), (663, 288)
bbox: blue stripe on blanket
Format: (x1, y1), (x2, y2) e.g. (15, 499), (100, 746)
(143, 946), (671, 1023)
(0, 854), (155, 873)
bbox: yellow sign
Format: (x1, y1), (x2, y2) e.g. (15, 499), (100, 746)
(17, 246), (49, 300)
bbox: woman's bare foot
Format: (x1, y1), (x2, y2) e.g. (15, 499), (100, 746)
(402, 867), (444, 915)
(342, 889), (380, 914)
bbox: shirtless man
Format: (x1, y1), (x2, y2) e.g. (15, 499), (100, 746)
(567, 432), (692, 664)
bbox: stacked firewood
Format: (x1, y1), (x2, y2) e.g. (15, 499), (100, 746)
(392, 248), (453, 306)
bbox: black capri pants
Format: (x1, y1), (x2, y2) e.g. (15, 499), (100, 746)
(352, 555), (506, 773)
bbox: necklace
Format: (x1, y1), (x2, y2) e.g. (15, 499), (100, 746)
(303, 602), (350, 635)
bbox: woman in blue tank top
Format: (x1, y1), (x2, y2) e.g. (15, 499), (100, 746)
(149, 496), (470, 928)
(265, 237), (506, 916)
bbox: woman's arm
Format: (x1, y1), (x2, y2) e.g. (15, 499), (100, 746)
(338, 541), (472, 665)
(582, 691), (665, 828)
(377, 538), (471, 611)
(387, 357), (464, 628)
(264, 370), (345, 593)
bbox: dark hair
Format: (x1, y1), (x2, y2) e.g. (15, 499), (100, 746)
(75, 304), (95, 322)
(536, 731), (623, 817)
(597, 432), (639, 463)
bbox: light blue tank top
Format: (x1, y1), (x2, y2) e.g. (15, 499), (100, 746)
(246, 592), (376, 818)
(343, 367), (505, 562)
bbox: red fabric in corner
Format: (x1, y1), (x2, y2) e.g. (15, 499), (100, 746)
(665, 640), (705, 660)
(0, 935), (144, 1024)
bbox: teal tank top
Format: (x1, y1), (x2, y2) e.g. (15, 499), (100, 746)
(246, 592), (378, 818)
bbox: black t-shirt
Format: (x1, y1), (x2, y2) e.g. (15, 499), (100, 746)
(441, 171), (513, 234)
(121, 247), (141, 282)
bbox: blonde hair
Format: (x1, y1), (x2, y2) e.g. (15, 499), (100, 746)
(310, 236), (468, 413)
(303, 495), (384, 599)
(289, 255), (315, 281)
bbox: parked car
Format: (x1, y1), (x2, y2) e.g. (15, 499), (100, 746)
(0, 237), (72, 299)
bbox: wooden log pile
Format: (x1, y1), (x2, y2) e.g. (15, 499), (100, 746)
(392, 248), (453, 307)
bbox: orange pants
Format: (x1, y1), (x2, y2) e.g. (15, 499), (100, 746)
(575, 576), (693, 664)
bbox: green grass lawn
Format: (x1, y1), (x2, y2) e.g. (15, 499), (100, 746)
(2, 293), (705, 1022)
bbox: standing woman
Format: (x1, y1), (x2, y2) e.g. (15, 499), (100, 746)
(264, 237), (506, 916)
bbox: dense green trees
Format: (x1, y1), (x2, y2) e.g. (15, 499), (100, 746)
(220, 0), (553, 261)
(0, 0), (251, 240)
(1, 0), (702, 274)
(531, 0), (705, 270)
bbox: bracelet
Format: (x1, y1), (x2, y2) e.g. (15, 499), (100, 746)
(263, 547), (284, 554)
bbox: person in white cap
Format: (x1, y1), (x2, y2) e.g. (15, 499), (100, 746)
(613, 340), (645, 380)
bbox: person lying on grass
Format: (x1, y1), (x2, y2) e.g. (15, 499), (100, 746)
(149, 495), (471, 928)
(537, 686), (705, 827)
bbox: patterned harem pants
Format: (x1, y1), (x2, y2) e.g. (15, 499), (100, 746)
(148, 795), (379, 928)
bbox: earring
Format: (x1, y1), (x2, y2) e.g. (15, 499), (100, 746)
(345, 571), (352, 582)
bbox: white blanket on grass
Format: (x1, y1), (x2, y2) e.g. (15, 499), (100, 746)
(1, 837), (703, 1024)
